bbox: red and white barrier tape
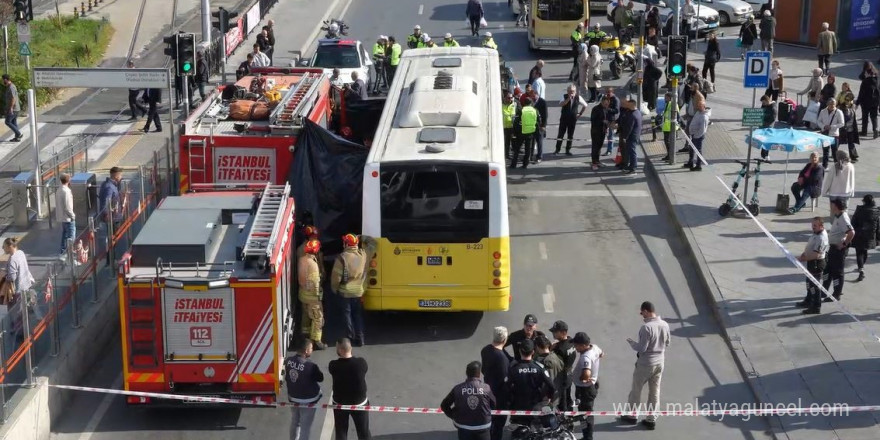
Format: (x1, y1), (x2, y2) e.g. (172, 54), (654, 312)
(49, 384), (875, 417)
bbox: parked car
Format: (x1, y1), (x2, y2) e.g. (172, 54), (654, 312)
(302, 39), (372, 87)
(700, 0), (754, 26)
(743, 0), (771, 13)
(606, 0), (721, 36)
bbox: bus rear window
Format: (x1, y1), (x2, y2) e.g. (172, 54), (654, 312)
(380, 164), (489, 243)
(536, 0), (584, 21)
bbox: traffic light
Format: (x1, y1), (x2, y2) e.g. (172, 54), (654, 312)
(176, 33), (196, 76)
(163, 34), (178, 60)
(667, 35), (688, 77)
(13, 0), (32, 21)
(212, 7), (239, 34)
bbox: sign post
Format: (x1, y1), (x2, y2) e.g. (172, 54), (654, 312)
(741, 51), (771, 211)
(16, 21), (30, 73)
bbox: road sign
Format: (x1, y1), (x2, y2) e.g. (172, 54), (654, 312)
(741, 108), (765, 127)
(16, 22), (30, 43)
(18, 42), (31, 56)
(33, 67), (169, 89)
(743, 51), (771, 88)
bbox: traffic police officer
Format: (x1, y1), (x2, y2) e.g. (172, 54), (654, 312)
(418, 33), (435, 48)
(505, 339), (555, 427)
(408, 25), (423, 49)
(330, 234), (372, 346)
(482, 32), (497, 50)
(387, 36), (402, 83)
(660, 92), (675, 161)
(443, 33), (460, 47)
(585, 23), (607, 48)
(511, 98), (540, 169)
(441, 361), (496, 440)
(569, 23), (585, 80)
(372, 36), (389, 93)
(502, 92), (520, 160)
(298, 239), (326, 350)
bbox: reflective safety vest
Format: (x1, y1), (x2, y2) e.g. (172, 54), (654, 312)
(297, 254), (322, 302)
(418, 41), (435, 48)
(372, 43), (386, 59)
(571, 30), (583, 44)
(585, 30), (606, 42)
(407, 33), (420, 49)
(443, 39), (460, 47)
(331, 247), (367, 298)
(521, 106), (538, 135)
(389, 43), (402, 66)
(483, 38), (497, 50)
(502, 102), (517, 129)
(662, 104), (673, 132)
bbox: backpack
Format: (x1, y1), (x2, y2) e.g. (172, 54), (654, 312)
(701, 77), (715, 95)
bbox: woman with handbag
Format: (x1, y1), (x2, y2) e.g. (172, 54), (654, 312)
(738, 17), (758, 60)
(702, 33), (720, 84)
(585, 45), (602, 103)
(766, 59), (784, 102)
(3, 237), (35, 343)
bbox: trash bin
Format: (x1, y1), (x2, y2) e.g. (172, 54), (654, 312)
(70, 172), (97, 229)
(11, 172), (37, 228)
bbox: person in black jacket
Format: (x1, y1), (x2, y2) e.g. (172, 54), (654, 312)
(590, 97), (609, 170)
(549, 321), (577, 411)
(504, 314), (545, 362)
(142, 88), (162, 133)
(328, 338), (371, 440)
(856, 62), (879, 138)
(788, 152), (825, 214)
(851, 194), (880, 281)
(441, 361), (496, 440)
(602, 88), (621, 156)
(481, 327), (510, 440)
(738, 17), (758, 59)
(702, 33), (721, 83)
(285, 337), (324, 439)
(759, 95), (777, 159)
(506, 340), (555, 427)
(195, 52), (209, 102)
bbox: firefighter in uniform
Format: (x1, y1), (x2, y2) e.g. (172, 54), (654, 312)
(298, 239), (326, 350)
(388, 36), (402, 84)
(443, 33), (460, 47)
(441, 361), (496, 440)
(407, 25), (423, 49)
(502, 92), (520, 160)
(482, 32), (497, 50)
(296, 225), (322, 260)
(511, 98), (540, 169)
(372, 36), (389, 94)
(505, 339), (555, 428)
(330, 234), (371, 347)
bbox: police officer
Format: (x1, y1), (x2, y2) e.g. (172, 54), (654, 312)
(443, 33), (460, 47)
(585, 23), (607, 49)
(569, 23), (585, 80)
(572, 332), (603, 440)
(482, 32), (498, 50)
(549, 320), (577, 411)
(371, 36), (389, 94)
(408, 25), (423, 49)
(511, 98), (540, 169)
(298, 239), (326, 350)
(505, 314), (545, 362)
(441, 361), (496, 440)
(284, 337), (324, 439)
(501, 92), (520, 160)
(418, 33), (435, 48)
(330, 234), (371, 346)
(505, 339), (555, 427)
(387, 36), (402, 84)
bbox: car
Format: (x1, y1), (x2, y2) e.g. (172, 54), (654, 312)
(589, 0), (607, 10)
(607, 1), (721, 36)
(699, 0), (754, 26)
(304, 39), (372, 87)
(743, 0), (770, 13)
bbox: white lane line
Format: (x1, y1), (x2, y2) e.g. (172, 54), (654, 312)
(531, 199), (539, 214)
(538, 242), (548, 260)
(510, 189), (651, 198)
(0, 122), (48, 162)
(543, 285), (555, 313)
(76, 375), (123, 440)
(319, 391), (335, 440)
(418, 4), (424, 15)
(86, 122), (135, 163)
(40, 123), (91, 157)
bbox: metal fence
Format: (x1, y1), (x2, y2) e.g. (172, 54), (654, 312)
(0, 140), (177, 422)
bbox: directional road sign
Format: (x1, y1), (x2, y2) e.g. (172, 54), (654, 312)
(743, 51), (771, 88)
(741, 108), (765, 127)
(18, 42), (31, 56)
(33, 67), (169, 89)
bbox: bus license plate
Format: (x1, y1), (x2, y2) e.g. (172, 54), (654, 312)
(419, 299), (452, 308)
(426, 256), (442, 266)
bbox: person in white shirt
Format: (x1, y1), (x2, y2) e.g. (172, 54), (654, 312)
(819, 199), (855, 308)
(532, 70), (545, 100)
(55, 174), (76, 261)
(250, 43), (271, 68)
(571, 332), (603, 440)
(816, 98), (844, 168)
(821, 149), (855, 211)
(796, 216), (829, 314)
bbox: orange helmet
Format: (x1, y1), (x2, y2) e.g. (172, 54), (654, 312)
(342, 233), (359, 247)
(304, 239), (321, 255)
(303, 225), (319, 239)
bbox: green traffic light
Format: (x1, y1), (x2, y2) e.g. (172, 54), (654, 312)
(671, 65), (682, 75)
(182, 62), (192, 72)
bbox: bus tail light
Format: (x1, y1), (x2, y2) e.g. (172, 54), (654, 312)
(369, 278), (377, 286)
(370, 260), (377, 268)
(493, 278), (501, 286)
(490, 169), (497, 177)
(127, 396), (150, 404)
(493, 251), (501, 260)
(492, 260), (501, 268)
(493, 269), (501, 277)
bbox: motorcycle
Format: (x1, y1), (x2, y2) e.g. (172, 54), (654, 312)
(321, 19), (349, 39)
(509, 406), (579, 440)
(606, 27), (637, 80)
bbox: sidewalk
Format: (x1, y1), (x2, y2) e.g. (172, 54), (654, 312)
(640, 42), (880, 439)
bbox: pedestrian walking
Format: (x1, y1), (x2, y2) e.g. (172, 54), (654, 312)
(702, 33), (720, 84)
(3, 237), (34, 344)
(441, 361), (495, 440)
(142, 88), (162, 133)
(2, 74), (22, 142)
(510, 98), (540, 168)
(620, 301), (670, 430)
(528, 87), (547, 163)
(590, 96), (609, 170)
(816, 22), (838, 76)
(795, 217), (829, 314)
(480, 326), (511, 440)
(643, 56), (662, 111)
(759, 9), (776, 53)
(800, 68), (825, 104)
(822, 150), (855, 211)
(766, 59), (784, 102)
(328, 338), (371, 440)
(505, 314), (545, 362)
(298, 239), (326, 350)
(684, 100), (709, 171)
(819, 199), (855, 306)
(250, 43), (271, 68)
(818, 98), (844, 168)
(330, 234), (371, 347)
(619, 98), (642, 175)
(555, 85), (587, 156)
(549, 321), (577, 411)
(505, 339), (555, 427)
(466, 0), (484, 37)
(839, 93), (860, 162)
(851, 194), (880, 282)
(195, 52), (209, 102)
(584, 45), (602, 103)
(126, 61), (147, 120)
(285, 337), (324, 440)
(515, 0), (528, 27)
(603, 88), (621, 156)
(534, 335), (564, 408)
(55, 174), (76, 262)
(98, 167), (123, 226)
(738, 16), (758, 59)
(788, 152), (824, 214)
(855, 62), (879, 138)
(572, 332), (603, 440)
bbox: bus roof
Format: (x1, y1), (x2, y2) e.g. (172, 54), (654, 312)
(366, 47), (504, 165)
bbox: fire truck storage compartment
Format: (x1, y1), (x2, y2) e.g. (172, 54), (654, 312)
(162, 286), (236, 360)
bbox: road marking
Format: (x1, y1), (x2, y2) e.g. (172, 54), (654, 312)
(40, 123), (90, 157)
(510, 189), (651, 198)
(0, 122), (48, 162)
(76, 375), (122, 440)
(531, 199), (539, 214)
(320, 391), (334, 440)
(538, 242), (548, 260)
(418, 4), (424, 15)
(543, 285), (555, 313)
(87, 122), (136, 165)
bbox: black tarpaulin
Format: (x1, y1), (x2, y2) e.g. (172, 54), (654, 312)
(343, 97), (386, 145)
(290, 119), (369, 256)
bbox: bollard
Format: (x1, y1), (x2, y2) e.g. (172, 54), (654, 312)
(68, 238), (82, 329)
(74, 7), (79, 18)
(88, 0), (93, 12)
(81, 2), (86, 14)
(89, 217), (99, 303)
(21, 287), (35, 388)
(49, 266), (60, 357)
(0, 332), (7, 422)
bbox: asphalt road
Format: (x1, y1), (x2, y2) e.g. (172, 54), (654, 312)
(51, 1), (773, 439)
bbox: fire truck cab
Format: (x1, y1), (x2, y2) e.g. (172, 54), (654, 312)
(117, 184), (295, 404)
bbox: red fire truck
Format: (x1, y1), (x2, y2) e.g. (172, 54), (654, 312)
(179, 68), (335, 192)
(117, 183), (296, 404)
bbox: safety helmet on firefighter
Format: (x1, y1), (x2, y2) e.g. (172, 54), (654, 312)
(303, 225), (319, 239)
(304, 239), (321, 255)
(342, 233), (359, 247)
(420, 33), (431, 43)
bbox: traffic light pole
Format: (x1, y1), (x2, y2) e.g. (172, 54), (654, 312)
(183, 75), (190, 113)
(668, 0), (680, 165)
(201, 0), (212, 43)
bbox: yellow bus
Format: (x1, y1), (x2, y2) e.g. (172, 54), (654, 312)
(361, 47), (510, 312)
(528, 0), (590, 51)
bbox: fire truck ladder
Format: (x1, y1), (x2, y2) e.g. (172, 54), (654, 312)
(241, 183), (291, 260)
(126, 279), (160, 367)
(186, 138), (208, 187)
(270, 72), (322, 129)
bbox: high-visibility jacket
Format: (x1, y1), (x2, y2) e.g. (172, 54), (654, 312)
(482, 38), (497, 50)
(407, 33), (420, 49)
(570, 30), (583, 47)
(297, 254), (322, 302)
(520, 106), (538, 135)
(443, 39), (460, 47)
(418, 41), (436, 48)
(331, 247), (368, 298)
(502, 102), (517, 129)
(662, 104), (673, 132)
(372, 43), (386, 60)
(389, 43), (402, 66)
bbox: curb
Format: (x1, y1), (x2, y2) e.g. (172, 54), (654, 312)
(638, 139), (790, 440)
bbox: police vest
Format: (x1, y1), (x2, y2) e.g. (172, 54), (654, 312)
(662, 104), (673, 132)
(372, 43), (385, 58)
(571, 30), (583, 44)
(418, 41), (434, 48)
(483, 38), (497, 50)
(443, 40), (460, 47)
(520, 106), (538, 135)
(407, 34), (420, 48)
(502, 102), (517, 129)
(297, 254), (322, 302)
(335, 248), (367, 298)
(389, 43), (402, 66)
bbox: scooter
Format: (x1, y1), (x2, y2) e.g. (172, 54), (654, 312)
(321, 19), (349, 39)
(718, 158), (768, 217)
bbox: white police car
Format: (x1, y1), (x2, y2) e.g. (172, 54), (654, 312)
(304, 39), (373, 87)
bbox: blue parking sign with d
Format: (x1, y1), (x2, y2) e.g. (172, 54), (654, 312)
(743, 51), (771, 88)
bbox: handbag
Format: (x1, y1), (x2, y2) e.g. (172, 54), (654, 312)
(735, 38), (743, 48)
(480, 17), (488, 27)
